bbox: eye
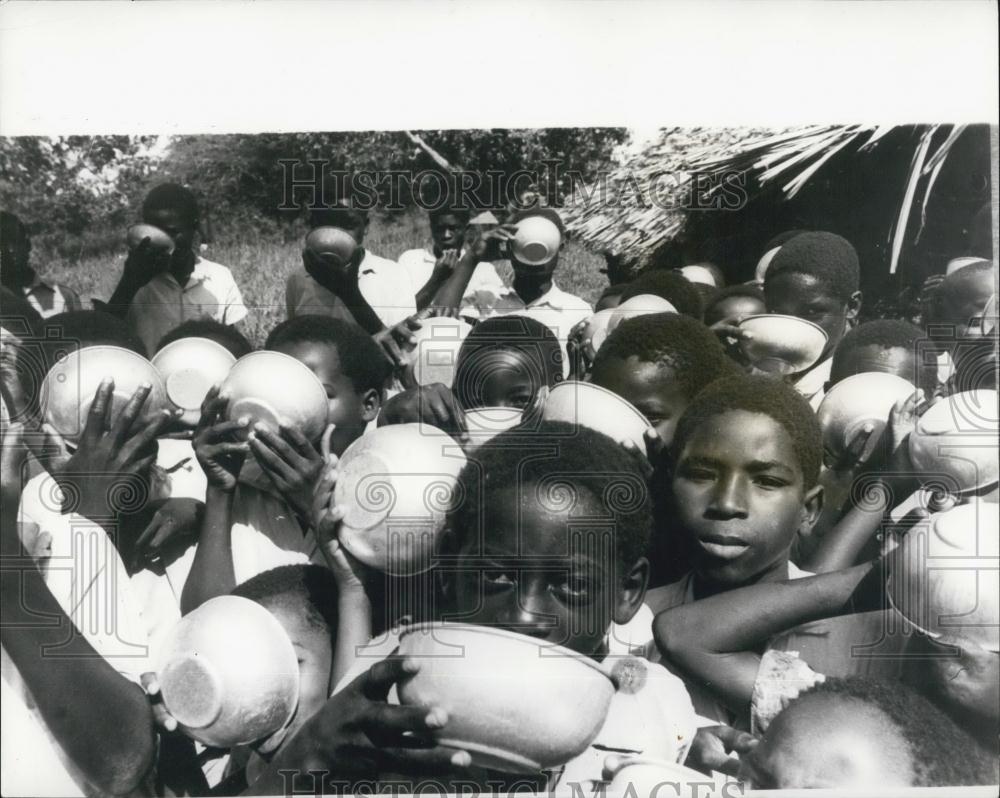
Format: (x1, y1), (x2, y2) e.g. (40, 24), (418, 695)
(552, 576), (593, 603)
(754, 475), (789, 489)
(681, 466), (715, 482)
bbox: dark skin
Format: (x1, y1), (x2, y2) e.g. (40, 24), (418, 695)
(414, 214), (472, 310)
(827, 343), (936, 397)
(671, 410), (822, 598)
(704, 294), (766, 329)
(590, 356), (691, 447)
(764, 271), (862, 362)
(430, 224), (517, 314)
(459, 349), (539, 410)
(446, 485), (649, 657)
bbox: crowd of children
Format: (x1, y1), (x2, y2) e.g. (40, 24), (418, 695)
(0, 181), (998, 796)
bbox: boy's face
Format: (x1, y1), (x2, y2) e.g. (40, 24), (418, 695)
(704, 294), (766, 328)
(739, 694), (914, 789)
(940, 270), (994, 340)
(430, 214), (466, 253)
(829, 344), (936, 396)
(590, 356), (690, 446)
(144, 207), (196, 253)
(451, 485), (647, 657)
(254, 600), (333, 755)
(764, 271), (860, 359)
(465, 349), (539, 410)
(272, 340), (378, 456)
(671, 409), (821, 587)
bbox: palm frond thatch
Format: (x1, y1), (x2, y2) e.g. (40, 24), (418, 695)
(562, 124), (969, 273)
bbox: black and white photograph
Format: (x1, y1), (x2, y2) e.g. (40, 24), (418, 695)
(0, 2), (997, 796)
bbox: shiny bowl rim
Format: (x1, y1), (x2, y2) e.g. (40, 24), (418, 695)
(545, 379), (654, 433)
(737, 313), (829, 341)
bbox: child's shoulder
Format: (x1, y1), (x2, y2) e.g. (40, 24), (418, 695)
(195, 257), (236, 281)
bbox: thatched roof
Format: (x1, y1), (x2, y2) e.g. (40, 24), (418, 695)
(562, 124), (969, 274)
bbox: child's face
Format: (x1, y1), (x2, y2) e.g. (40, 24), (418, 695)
(704, 294), (766, 328)
(430, 214), (466, 253)
(144, 207), (196, 253)
(940, 270), (994, 340)
(272, 340), (377, 456)
(254, 600), (333, 755)
(590, 356), (690, 446)
(829, 344), (935, 396)
(764, 271), (858, 358)
(451, 484), (645, 657)
(672, 409), (820, 587)
(738, 694), (915, 789)
(464, 349), (539, 410)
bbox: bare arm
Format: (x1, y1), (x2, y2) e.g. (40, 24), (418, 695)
(180, 486), (236, 614)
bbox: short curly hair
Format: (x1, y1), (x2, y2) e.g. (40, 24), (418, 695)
(671, 374), (822, 489)
(41, 310), (146, 364)
(231, 564), (339, 634)
(453, 315), (563, 410)
(830, 319), (929, 386)
(142, 183), (200, 227)
(265, 314), (390, 395)
(792, 676), (999, 787)
(446, 421), (652, 570)
(703, 284), (766, 326)
(765, 231), (860, 303)
(619, 269), (704, 319)
(155, 318), (253, 359)
(592, 313), (739, 401)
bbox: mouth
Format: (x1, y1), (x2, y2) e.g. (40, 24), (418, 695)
(696, 534), (751, 560)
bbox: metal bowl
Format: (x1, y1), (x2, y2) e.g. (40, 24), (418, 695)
(511, 216), (562, 266)
(397, 622), (616, 773)
(220, 351), (329, 441)
(541, 380), (653, 450)
(40, 345), (169, 445)
(737, 314), (829, 375)
(152, 337), (236, 427)
(156, 595), (300, 748)
(127, 223), (175, 255)
(606, 294), (678, 337)
(304, 226), (357, 264)
(817, 373), (917, 462)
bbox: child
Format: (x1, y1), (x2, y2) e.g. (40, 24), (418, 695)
(155, 317), (253, 360)
(589, 312), (739, 447)
(703, 284), (766, 329)
(397, 203), (506, 314)
(326, 423), (697, 792)
(762, 231), (863, 409)
(752, 229), (807, 285)
(640, 375), (824, 722)
(929, 258), (995, 392)
(618, 268), (704, 319)
(182, 315), (390, 611)
(827, 318), (937, 398)
(738, 677), (997, 789)
(104, 184), (248, 356)
(1, 210), (83, 318)
(286, 202), (416, 331)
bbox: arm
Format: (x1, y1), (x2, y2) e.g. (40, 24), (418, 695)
(415, 251), (459, 311)
(103, 240), (169, 319)
(652, 562), (880, 714)
(1, 425), (156, 796)
(430, 226), (517, 314)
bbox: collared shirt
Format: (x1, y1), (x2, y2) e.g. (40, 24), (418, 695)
(285, 251), (417, 328)
(397, 247), (507, 317)
(19, 274), (83, 318)
(126, 257), (248, 355)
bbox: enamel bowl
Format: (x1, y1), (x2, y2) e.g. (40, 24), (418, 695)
(126, 223), (175, 255)
(580, 308), (617, 358)
(333, 423), (467, 574)
(220, 351), (329, 441)
(462, 406), (525, 446)
(542, 380), (653, 450)
(40, 345), (169, 445)
(679, 264), (719, 287)
(817, 373), (917, 462)
(152, 337), (237, 427)
(887, 502), (999, 651)
(512, 216), (562, 266)
(737, 314), (828, 375)
(156, 595), (300, 748)
(406, 316), (473, 388)
(397, 623), (617, 773)
(606, 294), (678, 338)
(908, 390), (999, 493)
(604, 756), (708, 794)
(304, 226), (358, 263)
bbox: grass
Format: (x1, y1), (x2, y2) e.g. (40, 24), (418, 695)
(34, 209), (609, 347)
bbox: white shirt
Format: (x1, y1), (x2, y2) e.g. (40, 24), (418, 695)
(20, 274), (83, 319)
(397, 248), (507, 317)
(127, 257), (248, 355)
(285, 250), (416, 328)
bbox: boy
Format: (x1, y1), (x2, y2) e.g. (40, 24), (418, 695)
(182, 315), (390, 611)
(155, 317), (253, 360)
(286, 203), (416, 331)
(703, 284), (766, 329)
(618, 268), (704, 319)
(1, 211), (83, 318)
(827, 318), (937, 397)
(104, 183), (248, 356)
(589, 313), (739, 448)
(397, 204), (506, 314)
(762, 231), (863, 409)
(928, 258), (995, 392)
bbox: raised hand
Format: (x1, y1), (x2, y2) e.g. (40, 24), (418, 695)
(247, 421), (325, 518)
(467, 224), (518, 262)
(378, 383), (468, 442)
(311, 455), (368, 593)
(192, 386), (249, 493)
(122, 237), (171, 289)
(687, 725), (758, 777)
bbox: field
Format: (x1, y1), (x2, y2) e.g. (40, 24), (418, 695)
(35, 209), (609, 346)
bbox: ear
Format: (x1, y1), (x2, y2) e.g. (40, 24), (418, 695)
(846, 290), (863, 322)
(800, 484), (824, 534)
(360, 388), (382, 423)
(613, 556), (650, 625)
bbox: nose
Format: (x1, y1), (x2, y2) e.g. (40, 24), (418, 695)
(496, 579), (554, 639)
(707, 473), (749, 519)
